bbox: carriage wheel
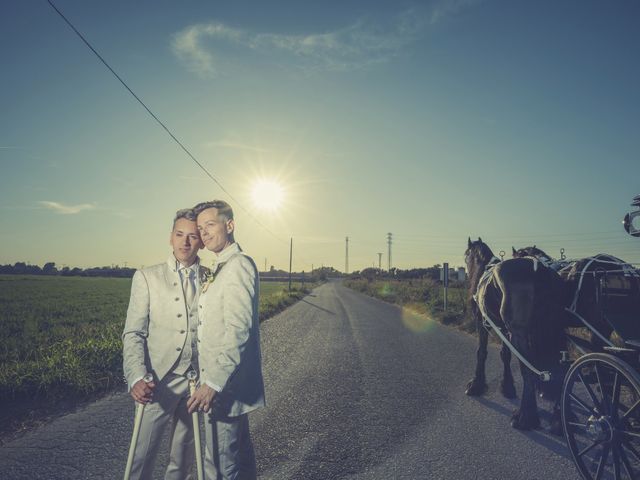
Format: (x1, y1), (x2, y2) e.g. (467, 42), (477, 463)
(562, 353), (640, 480)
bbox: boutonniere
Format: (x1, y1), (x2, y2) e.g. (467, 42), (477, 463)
(200, 262), (226, 293)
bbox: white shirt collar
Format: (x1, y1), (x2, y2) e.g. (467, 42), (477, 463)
(167, 255), (200, 274)
(212, 242), (241, 270)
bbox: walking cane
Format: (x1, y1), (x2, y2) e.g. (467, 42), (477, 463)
(123, 373), (154, 480)
(187, 370), (205, 480)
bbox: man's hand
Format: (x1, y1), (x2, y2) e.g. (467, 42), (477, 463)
(187, 384), (216, 413)
(130, 378), (155, 404)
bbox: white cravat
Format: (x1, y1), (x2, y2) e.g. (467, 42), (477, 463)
(180, 267), (195, 307)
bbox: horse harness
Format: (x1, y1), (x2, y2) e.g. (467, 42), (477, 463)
(472, 255), (552, 382)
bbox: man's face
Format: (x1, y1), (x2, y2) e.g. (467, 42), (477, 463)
(170, 218), (203, 266)
(197, 208), (234, 254)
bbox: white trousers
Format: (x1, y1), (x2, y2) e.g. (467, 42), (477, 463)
(204, 412), (257, 480)
(128, 372), (195, 480)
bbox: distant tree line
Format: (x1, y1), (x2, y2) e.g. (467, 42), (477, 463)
(0, 262), (136, 278)
(0, 262), (345, 280)
(261, 265), (343, 282)
(348, 265), (466, 283)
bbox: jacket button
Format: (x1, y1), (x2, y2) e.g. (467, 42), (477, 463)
(173, 282), (177, 286)
(191, 329), (196, 333)
(175, 297), (180, 301)
(177, 313), (182, 318)
(176, 347), (181, 351)
(180, 329), (186, 334)
(201, 368), (205, 372)
(198, 321), (202, 326)
(199, 305), (202, 309)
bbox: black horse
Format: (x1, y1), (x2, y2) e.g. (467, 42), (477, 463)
(466, 238), (566, 430)
(512, 246), (640, 349)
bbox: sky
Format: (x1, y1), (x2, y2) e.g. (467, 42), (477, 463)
(1, 0), (639, 272)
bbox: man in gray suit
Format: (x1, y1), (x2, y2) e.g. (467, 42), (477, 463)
(187, 200), (265, 480)
(122, 208), (207, 480)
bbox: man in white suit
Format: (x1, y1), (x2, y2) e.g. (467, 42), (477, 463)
(187, 200), (265, 480)
(122, 208), (207, 480)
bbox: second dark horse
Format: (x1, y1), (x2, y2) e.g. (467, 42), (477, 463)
(465, 238), (566, 430)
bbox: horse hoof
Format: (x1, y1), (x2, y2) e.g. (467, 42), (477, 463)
(465, 379), (487, 396)
(511, 410), (540, 430)
(501, 382), (517, 399)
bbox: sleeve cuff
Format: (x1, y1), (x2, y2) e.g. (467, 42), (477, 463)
(204, 380), (223, 392)
(129, 374), (145, 391)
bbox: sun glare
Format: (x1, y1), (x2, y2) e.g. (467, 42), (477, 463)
(251, 179), (285, 211)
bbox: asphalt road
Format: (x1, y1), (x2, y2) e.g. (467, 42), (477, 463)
(0, 281), (579, 479)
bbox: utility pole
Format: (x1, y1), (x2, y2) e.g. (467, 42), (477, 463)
(377, 252), (382, 270)
(264, 258), (267, 273)
(387, 232), (393, 272)
(288, 238), (293, 292)
(442, 263), (449, 311)
(345, 236), (349, 274)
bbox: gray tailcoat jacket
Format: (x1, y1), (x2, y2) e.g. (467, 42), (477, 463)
(198, 243), (265, 417)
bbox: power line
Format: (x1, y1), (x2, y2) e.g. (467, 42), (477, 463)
(45, 0), (287, 245)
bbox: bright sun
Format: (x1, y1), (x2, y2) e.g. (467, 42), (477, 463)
(250, 179), (285, 211)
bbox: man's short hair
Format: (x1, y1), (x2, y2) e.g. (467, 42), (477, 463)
(193, 200), (234, 222)
(172, 208), (196, 230)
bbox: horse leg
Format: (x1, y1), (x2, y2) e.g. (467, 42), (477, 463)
(541, 360), (567, 435)
(500, 342), (516, 399)
(466, 311), (488, 396)
(510, 332), (540, 430)
(549, 401), (563, 436)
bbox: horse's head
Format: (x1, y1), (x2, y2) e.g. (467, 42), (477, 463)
(465, 237), (494, 273)
(512, 245), (552, 261)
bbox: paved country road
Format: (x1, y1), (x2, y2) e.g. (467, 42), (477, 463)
(0, 281), (579, 479)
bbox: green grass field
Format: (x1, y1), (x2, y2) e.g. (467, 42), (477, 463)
(344, 277), (472, 331)
(0, 275), (311, 408)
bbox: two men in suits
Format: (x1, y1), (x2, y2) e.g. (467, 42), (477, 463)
(122, 208), (206, 479)
(123, 200), (265, 480)
(187, 200), (265, 480)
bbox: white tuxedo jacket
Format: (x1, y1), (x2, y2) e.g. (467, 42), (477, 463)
(198, 243), (265, 417)
(122, 256), (205, 388)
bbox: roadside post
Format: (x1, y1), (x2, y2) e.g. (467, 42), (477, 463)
(442, 262), (449, 311)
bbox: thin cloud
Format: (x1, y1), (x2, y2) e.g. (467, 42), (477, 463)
(204, 141), (273, 154)
(178, 175), (210, 182)
(171, 3), (480, 77)
(0, 146), (44, 162)
(38, 201), (96, 215)
(428, 0), (484, 24)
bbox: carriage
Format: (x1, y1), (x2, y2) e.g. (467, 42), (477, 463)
(561, 268), (640, 480)
(560, 196), (640, 479)
(466, 195), (640, 480)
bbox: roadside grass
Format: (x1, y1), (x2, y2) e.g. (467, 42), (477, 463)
(344, 277), (474, 333)
(0, 275), (315, 436)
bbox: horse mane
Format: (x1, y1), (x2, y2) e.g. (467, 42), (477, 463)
(466, 238), (495, 298)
